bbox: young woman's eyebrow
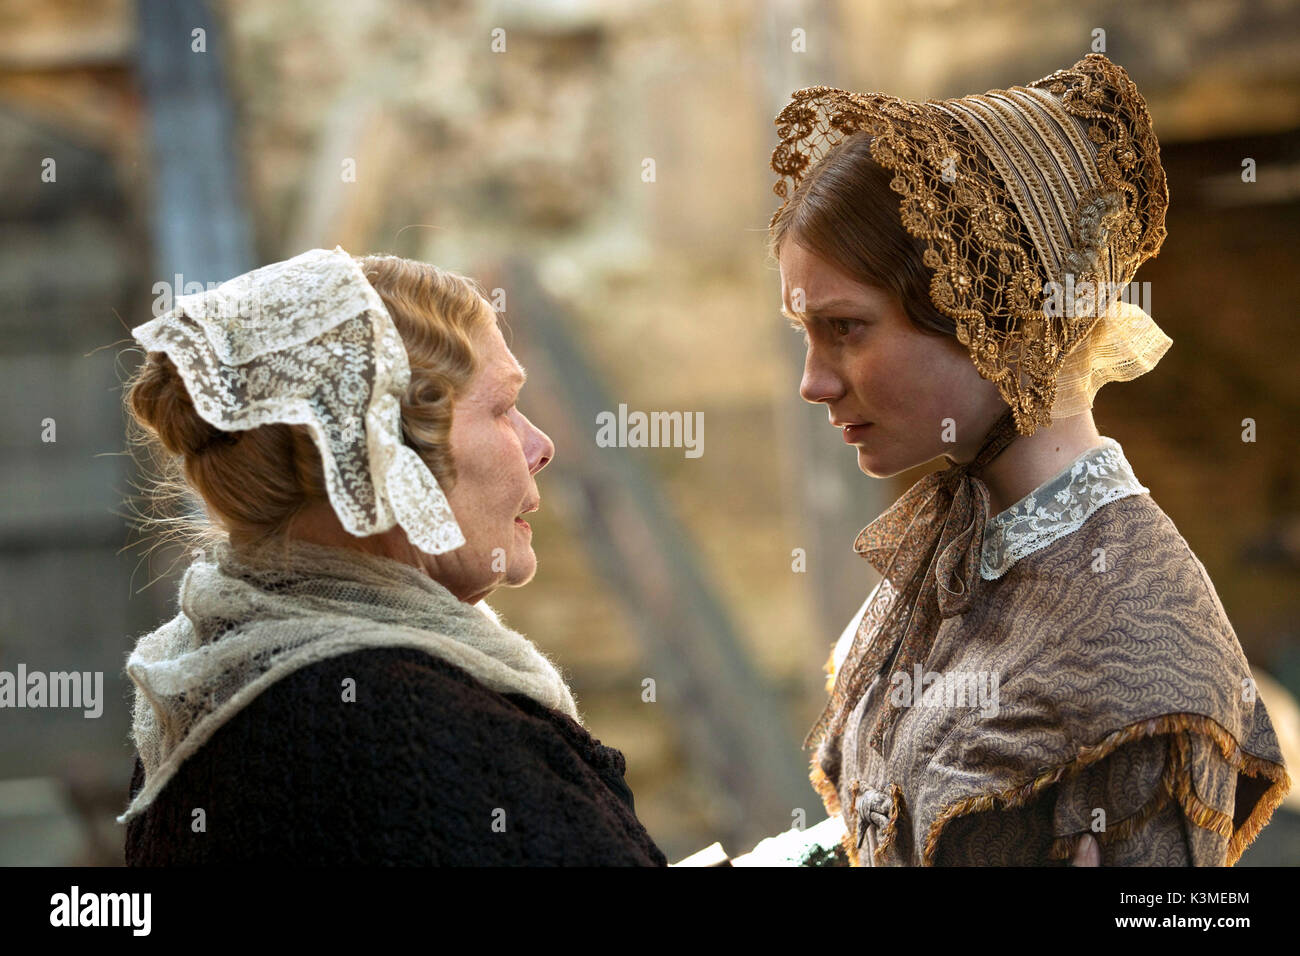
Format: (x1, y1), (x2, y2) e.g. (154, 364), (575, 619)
(782, 303), (870, 329)
(786, 296), (864, 316)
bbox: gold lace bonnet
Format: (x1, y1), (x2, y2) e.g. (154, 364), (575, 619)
(771, 53), (1172, 435)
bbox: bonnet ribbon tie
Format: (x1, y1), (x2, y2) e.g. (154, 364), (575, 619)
(804, 408), (1020, 752)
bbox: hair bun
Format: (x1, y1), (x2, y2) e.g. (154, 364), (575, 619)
(129, 352), (234, 458)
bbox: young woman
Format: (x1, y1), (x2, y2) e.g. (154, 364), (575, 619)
(770, 53), (1289, 865)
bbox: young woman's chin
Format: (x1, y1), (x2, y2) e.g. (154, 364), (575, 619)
(855, 447), (899, 480)
(852, 429), (903, 479)
(856, 445), (942, 481)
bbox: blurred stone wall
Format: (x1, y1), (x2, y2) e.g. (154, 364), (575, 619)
(1, 0), (1297, 863)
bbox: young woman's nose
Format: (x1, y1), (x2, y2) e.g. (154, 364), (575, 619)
(799, 348), (845, 406)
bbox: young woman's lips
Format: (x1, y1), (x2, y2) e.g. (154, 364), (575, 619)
(515, 516), (531, 532)
(841, 423), (872, 443)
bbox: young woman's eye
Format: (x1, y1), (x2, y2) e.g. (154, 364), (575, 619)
(830, 319), (857, 336)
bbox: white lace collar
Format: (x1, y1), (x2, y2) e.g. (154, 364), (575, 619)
(980, 437), (1148, 580)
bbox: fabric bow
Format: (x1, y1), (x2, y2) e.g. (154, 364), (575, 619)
(804, 408), (1021, 752)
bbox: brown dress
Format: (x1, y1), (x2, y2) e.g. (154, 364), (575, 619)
(812, 439), (1290, 866)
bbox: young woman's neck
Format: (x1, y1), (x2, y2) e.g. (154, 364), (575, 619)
(971, 410), (1103, 515)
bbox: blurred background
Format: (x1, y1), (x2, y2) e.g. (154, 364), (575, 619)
(1, 0), (1298, 865)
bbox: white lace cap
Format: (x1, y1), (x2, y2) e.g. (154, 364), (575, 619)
(131, 246), (466, 555)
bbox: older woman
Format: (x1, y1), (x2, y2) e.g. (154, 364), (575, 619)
(118, 248), (665, 865)
(770, 54), (1289, 865)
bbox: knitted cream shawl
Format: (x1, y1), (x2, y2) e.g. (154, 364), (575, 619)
(118, 537), (580, 824)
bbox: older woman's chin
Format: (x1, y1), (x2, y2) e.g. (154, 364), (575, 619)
(470, 537), (539, 593)
(503, 547), (539, 588)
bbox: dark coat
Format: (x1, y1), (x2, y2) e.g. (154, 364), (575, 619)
(124, 646), (667, 865)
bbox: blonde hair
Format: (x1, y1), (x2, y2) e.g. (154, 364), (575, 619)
(123, 255), (494, 558)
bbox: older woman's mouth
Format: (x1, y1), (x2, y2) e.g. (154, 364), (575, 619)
(516, 500), (540, 532)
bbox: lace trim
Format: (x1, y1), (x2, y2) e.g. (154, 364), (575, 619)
(131, 247), (465, 556)
(980, 438), (1147, 580)
(770, 54), (1169, 437)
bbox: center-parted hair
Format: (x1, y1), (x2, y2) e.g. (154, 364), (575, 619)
(768, 130), (959, 340)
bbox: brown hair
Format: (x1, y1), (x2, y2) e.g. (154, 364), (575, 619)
(768, 130), (956, 338)
(123, 255), (494, 557)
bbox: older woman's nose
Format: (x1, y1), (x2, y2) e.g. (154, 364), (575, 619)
(523, 415), (554, 474)
(800, 349), (845, 406)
